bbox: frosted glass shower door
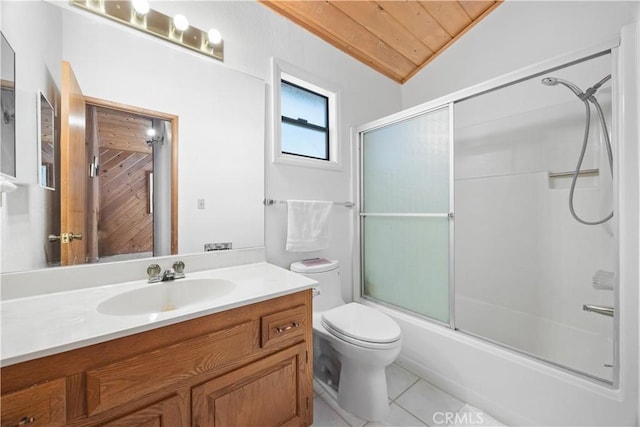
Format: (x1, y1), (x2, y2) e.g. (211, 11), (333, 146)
(360, 106), (451, 323)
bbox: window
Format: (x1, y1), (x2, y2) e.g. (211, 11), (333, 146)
(281, 80), (329, 160)
(272, 59), (340, 169)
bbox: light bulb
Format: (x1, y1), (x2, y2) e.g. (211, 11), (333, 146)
(146, 128), (156, 137)
(173, 14), (189, 32)
(207, 28), (222, 45)
(131, 0), (150, 15)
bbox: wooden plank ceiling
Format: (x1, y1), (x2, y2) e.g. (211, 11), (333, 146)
(260, 1), (502, 83)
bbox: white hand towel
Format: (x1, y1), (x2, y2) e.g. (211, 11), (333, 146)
(286, 200), (333, 252)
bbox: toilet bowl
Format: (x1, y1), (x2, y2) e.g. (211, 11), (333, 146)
(291, 259), (402, 421)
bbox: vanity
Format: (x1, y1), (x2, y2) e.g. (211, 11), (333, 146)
(0, 262), (315, 426)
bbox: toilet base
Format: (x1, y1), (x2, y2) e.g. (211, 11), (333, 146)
(337, 358), (390, 421)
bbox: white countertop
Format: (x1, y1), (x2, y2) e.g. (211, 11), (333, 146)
(1, 262), (315, 366)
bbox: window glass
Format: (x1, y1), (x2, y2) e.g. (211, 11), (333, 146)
(281, 81), (327, 127)
(281, 123), (328, 159)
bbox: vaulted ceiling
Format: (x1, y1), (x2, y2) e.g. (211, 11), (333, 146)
(260, 1), (502, 84)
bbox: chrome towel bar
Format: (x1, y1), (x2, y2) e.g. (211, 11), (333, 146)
(549, 168), (599, 178)
(263, 198), (354, 208)
(583, 304), (614, 317)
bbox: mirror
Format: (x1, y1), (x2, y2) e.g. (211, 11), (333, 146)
(38, 91), (55, 190)
(1, 32), (16, 178)
(0, 1), (265, 273)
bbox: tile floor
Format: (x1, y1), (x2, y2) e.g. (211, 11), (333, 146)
(313, 363), (505, 427)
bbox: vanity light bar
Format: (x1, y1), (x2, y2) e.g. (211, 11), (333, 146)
(71, 0), (223, 62)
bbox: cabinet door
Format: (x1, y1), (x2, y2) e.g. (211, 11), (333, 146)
(102, 395), (187, 427)
(192, 343), (311, 427)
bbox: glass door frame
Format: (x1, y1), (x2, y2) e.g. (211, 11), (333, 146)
(354, 37), (622, 386)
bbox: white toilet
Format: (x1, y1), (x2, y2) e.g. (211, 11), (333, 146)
(291, 258), (402, 421)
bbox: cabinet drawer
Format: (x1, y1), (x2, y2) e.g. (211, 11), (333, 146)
(87, 320), (259, 415)
(0, 378), (66, 427)
(102, 395), (187, 426)
(261, 305), (306, 348)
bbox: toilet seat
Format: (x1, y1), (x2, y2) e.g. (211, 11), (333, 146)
(321, 303), (401, 350)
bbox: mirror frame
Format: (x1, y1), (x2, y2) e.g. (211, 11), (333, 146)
(0, 31), (16, 179)
(37, 91), (56, 190)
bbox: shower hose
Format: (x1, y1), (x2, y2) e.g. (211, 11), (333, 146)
(569, 94), (614, 225)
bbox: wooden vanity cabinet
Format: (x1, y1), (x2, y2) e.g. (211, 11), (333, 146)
(0, 290), (313, 427)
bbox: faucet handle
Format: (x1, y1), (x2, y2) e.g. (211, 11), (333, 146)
(147, 264), (162, 283)
(173, 261), (185, 279)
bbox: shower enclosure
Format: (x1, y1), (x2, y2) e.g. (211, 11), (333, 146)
(359, 51), (616, 383)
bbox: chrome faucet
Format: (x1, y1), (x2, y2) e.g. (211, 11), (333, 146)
(146, 261), (186, 283)
(162, 268), (176, 281)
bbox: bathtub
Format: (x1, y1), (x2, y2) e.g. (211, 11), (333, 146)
(362, 299), (634, 426)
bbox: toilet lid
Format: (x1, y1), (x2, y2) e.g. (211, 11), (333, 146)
(321, 303), (401, 344)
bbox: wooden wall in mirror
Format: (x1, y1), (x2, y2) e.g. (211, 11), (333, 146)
(1, 32), (16, 179)
(38, 92), (55, 190)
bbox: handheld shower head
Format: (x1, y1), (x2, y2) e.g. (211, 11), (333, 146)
(592, 74), (611, 90)
(540, 76), (584, 98)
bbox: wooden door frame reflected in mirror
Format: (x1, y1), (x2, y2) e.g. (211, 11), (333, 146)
(84, 96), (179, 259)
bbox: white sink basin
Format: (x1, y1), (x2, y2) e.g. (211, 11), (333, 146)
(97, 278), (236, 316)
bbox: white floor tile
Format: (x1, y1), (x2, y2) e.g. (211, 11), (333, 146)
(395, 380), (465, 426)
(365, 403), (427, 427)
(386, 363), (419, 400)
(314, 396), (350, 427)
(318, 392), (368, 427)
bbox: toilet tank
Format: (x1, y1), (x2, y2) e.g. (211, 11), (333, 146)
(290, 259), (345, 312)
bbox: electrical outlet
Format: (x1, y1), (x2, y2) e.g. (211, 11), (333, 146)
(197, 199), (205, 209)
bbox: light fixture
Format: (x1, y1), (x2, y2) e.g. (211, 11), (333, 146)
(145, 128), (163, 145)
(130, 0), (149, 26)
(207, 28), (222, 45)
(71, 0), (223, 62)
(173, 14), (189, 33)
(131, 0), (149, 16)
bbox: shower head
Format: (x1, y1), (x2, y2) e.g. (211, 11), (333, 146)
(541, 76), (584, 98)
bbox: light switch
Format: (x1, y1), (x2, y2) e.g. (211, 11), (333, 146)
(197, 199), (205, 209)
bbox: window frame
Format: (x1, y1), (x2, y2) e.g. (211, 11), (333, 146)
(280, 79), (330, 161)
(271, 59), (341, 170)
